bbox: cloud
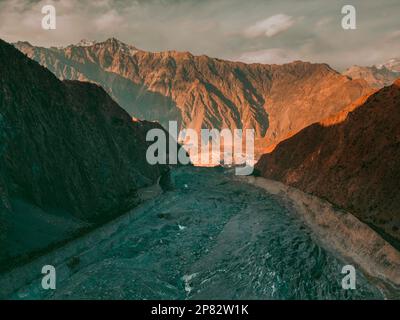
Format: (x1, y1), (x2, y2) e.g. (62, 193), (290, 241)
(315, 17), (333, 28)
(236, 48), (299, 65)
(243, 14), (295, 38)
(94, 9), (124, 31)
(0, 0), (399, 70)
(385, 30), (400, 40)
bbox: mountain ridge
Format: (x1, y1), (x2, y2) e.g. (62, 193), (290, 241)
(15, 38), (372, 157)
(0, 38), (177, 268)
(255, 78), (400, 244)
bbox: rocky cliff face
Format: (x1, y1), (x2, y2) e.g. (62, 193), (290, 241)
(256, 79), (400, 243)
(0, 38), (169, 224)
(15, 39), (371, 156)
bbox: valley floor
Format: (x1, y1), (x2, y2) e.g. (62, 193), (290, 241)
(0, 167), (394, 299)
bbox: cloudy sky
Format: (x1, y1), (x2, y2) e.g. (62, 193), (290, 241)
(0, 0), (399, 70)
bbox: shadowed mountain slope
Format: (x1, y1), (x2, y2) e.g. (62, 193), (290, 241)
(256, 80), (400, 243)
(0, 39), (172, 268)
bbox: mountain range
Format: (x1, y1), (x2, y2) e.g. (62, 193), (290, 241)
(2, 36), (400, 270)
(14, 38), (371, 156)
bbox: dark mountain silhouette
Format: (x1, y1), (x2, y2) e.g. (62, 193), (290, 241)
(0, 39), (173, 269)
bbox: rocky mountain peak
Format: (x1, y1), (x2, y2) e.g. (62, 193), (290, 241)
(13, 40), (33, 49)
(105, 37), (137, 48)
(76, 39), (97, 47)
(96, 37), (140, 56)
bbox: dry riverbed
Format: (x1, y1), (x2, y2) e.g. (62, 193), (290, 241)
(0, 166), (393, 299)
(236, 174), (400, 298)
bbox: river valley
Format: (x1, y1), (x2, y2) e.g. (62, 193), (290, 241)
(0, 166), (390, 299)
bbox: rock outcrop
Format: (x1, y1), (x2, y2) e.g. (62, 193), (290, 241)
(15, 39), (371, 156)
(256, 80), (400, 244)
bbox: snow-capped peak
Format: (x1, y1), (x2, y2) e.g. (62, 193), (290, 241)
(384, 58), (400, 72)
